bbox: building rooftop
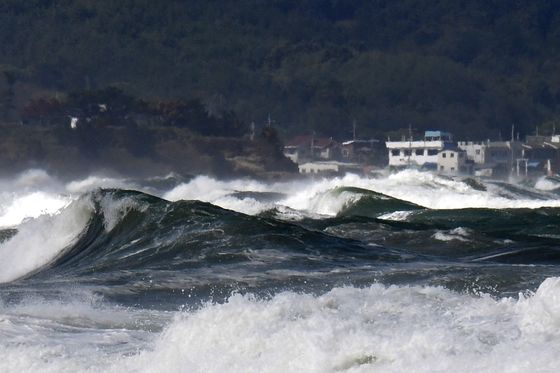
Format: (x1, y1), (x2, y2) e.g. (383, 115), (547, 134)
(424, 130), (452, 141)
(285, 135), (336, 148)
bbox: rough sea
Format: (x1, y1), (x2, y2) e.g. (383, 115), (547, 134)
(1, 169), (560, 372)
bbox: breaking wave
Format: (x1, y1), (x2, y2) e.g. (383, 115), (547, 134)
(3, 279), (560, 372)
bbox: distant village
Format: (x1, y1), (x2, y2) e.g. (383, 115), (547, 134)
(282, 129), (560, 180)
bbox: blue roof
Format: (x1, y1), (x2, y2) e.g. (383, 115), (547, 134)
(425, 130), (452, 137)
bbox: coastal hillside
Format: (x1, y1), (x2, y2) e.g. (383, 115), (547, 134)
(0, 0), (559, 140)
(0, 121), (297, 179)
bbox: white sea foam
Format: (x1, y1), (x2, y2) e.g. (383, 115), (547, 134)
(432, 227), (473, 242)
(377, 210), (416, 221)
(2, 169), (560, 228)
(0, 191), (72, 228)
(0, 169), (71, 228)
(162, 175), (279, 215)
(0, 197), (93, 283)
(0, 171), (148, 229)
(534, 176), (560, 191)
(97, 192), (148, 232)
(161, 171), (560, 219)
(4, 280), (560, 372)
(12, 169), (59, 189)
(0, 293), (168, 373)
(122, 278), (560, 373)
(65, 175), (137, 194)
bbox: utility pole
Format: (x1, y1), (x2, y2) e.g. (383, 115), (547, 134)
(510, 124), (515, 177)
(310, 130), (315, 159)
(511, 124), (514, 143)
(407, 123), (412, 166)
(250, 122), (255, 141)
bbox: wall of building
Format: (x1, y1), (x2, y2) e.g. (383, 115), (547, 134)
(458, 141), (486, 164)
(437, 150), (469, 174)
(386, 140), (445, 167)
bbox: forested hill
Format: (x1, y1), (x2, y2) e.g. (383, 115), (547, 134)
(1, 0), (559, 140)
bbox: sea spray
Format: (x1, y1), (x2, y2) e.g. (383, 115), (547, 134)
(163, 171), (560, 218)
(0, 191), (72, 228)
(0, 169), (559, 373)
(0, 197), (93, 283)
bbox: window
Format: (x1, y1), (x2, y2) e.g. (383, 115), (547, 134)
(427, 149), (438, 156)
(451, 167), (455, 171)
(404, 149), (412, 156)
(450, 153), (455, 158)
(442, 153), (447, 158)
(415, 149), (424, 156)
(391, 150), (400, 156)
(475, 149), (481, 155)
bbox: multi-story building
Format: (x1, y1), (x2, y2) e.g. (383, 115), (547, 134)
(458, 140), (524, 177)
(385, 130), (453, 168)
(437, 147), (472, 175)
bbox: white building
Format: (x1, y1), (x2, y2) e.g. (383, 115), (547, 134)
(458, 140), (523, 165)
(437, 148), (472, 175)
(298, 161), (361, 175)
(457, 141), (486, 164)
(386, 131), (452, 168)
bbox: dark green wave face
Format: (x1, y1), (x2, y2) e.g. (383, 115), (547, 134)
(395, 207), (560, 239)
(331, 186), (423, 218)
(0, 184), (556, 307)
(2, 173), (560, 372)
(0, 228), (17, 244)
(5, 189), (412, 307)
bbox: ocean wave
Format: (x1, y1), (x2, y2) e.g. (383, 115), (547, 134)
(0, 196), (93, 283)
(125, 278), (560, 373)
(4, 280), (560, 373)
(0, 189), (402, 285)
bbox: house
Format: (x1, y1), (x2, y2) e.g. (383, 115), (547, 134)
(385, 130), (453, 168)
(458, 140), (524, 177)
(283, 135), (340, 164)
(457, 141), (486, 164)
(518, 135), (560, 176)
(298, 161), (362, 175)
(437, 147), (472, 175)
(341, 139), (386, 166)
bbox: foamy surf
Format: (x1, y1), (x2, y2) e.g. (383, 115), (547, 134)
(0, 191), (72, 228)
(0, 169), (559, 373)
(2, 279), (560, 373)
(0, 197), (93, 283)
(161, 170), (560, 219)
(129, 280), (560, 373)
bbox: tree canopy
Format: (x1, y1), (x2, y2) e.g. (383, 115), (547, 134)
(1, 0), (559, 139)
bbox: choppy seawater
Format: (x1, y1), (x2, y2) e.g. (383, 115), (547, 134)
(2, 169), (560, 372)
